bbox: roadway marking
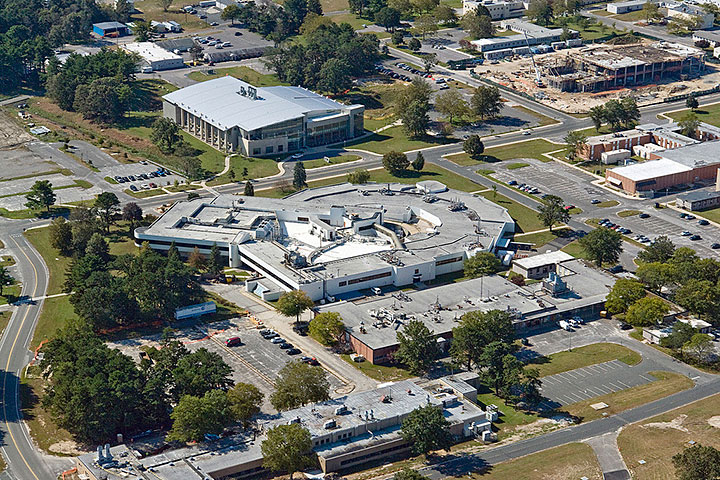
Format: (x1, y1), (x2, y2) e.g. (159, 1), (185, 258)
(1, 236), (42, 480)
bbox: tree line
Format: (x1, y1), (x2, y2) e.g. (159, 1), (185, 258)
(226, 0), (322, 42)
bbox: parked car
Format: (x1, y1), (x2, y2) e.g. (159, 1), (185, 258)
(608, 265), (624, 273)
(681, 231), (692, 236)
(711, 243), (720, 249)
(301, 356), (319, 365)
(690, 234), (701, 241)
(129, 185), (138, 192)
(698, 219), (709, 225)
(261, 330), (278, 339)
(590, 199), (600, 204)
(639, 213), (650, 218)
(270, 337), (285, 344)
(225, 337), (241, 347)
(287, 348), (301, 355)
(618, 321), (633, 330)
(685, 214), (696, 220)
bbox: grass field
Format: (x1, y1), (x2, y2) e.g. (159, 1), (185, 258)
(206, 155), (280, 186)
(301, 154), (360, 169)
(527, 343), (641, 377)
(446, 139), (563, 166)
(475, 387), (541, 440)
(507, 162), (530, 170)
(511, 105), (560, 127)
(187, 66), (285, 86)
(512, 228), (571, 248)
(469, 443), (602, 480)
(667, 102), (720, 127)
(618, 209), (641, 217)
(21, 368), (75, 456)
(342, 126), (457, 154)
(596, 200), (620, 207)
(617, 393), (720, 480)
(694, 206), (720, 224)
(322, 0), (349, 11)
(328, 12), (368, 30)
(341, 355), (412, 382)
(562, 371), (693, 422)
(339, 83), (401, 132)
(132, 0), (210, 31)
(476, 190), (545, 232)
(561, 240), (590, 260)
(24, 227), (71, 296)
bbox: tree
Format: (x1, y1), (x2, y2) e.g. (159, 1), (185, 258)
(0, 266), (13, 297)
(674, 279), (720, 319)
(450, 310), (516, 370)
(318, 58), (352, 94)
(309, 312), (345, 347)
(686, 95), (699, 111)
(643, 0), (662, 23)
(25, 180), (56, 212)
(277, 290), (315, 324)
(227, 382), (264, 426)
(395, 468), (429, 480)
(605, 279), (646, 315)
(133, 20), (155, 42)
(626, 297), (668, 326)
(293, 162), (307, 190)
(395, 319), (439, 374)
(375, 7), (401, 31)
(683, 333), (716, 363)
(188, 246), (207, 271)
(221, 3), (242, 25)
(171, 348), (233, 401)
(151, 117), (182, 153)
(86, 233), (110, 261)
(414, 0), (440, 13)
(479, 341), (522, 395)
(400, 404), (453, 455)
(392, 30), (405, 44)
(678, 112), (700, 138)
(158, 0), (174, 12)
(637, 235), (675, 263)
(167, 390), (233, 442)
(189, 44), (204, 63)
(537, 195), (570, 232)
(527, 0), (554, 25)
(589, 105), (605, 132)
(636, 262), (674, 292)
(73, 78), (129, 124)
(95, 192), (120, 233)
(672, 444), (720, 480)
(661, 320), (696, 350)
(578, 227), (623, 267)
(261, 423), (314, 479)
(412, 152), (425, 171)
(408, 37), (422, 51)
(434, 4), (457, 24)
(208, 243), (224, 276)
(415, 14), (438, 39)
(49, 217), (73, 255)
(122, 202), (143, 234)
(464, 252), (501, 278)
(383, 151), (410, 175)
(307, 0), (323, 15)
(422, 52), (437, 73)
(244, 180), (255, 196)
(461, 11), (494, 39)
(402, 99), (431, 137)
(471, 86), (502, 120)
(564, 130), (587, 160)
(270, 360), (329, 410)
(463, 135), (485, 159)
(347, 169), (371, 184)
(435, 88), (469, 124)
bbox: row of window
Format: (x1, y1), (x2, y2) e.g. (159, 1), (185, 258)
(252, 144), (284, 156)
(340, 270), (392, 287)
(338, 442), (409, 466)
(435, 256), (463, 266)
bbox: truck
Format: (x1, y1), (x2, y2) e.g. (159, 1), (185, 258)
(558, 320), (572, 331)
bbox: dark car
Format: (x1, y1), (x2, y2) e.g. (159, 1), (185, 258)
(287, 348), (301, 355)
(234, 31), (242, 36)
(225, 337), (241, 347)
(698, 219), (709, 226)
(686, 214), (696, 220)
(680, 212), (687, 219)
(508, 180), (518, 186)
(639, 213), (650, 218)
(690, 234), (701, 241)
(279, 342), (293, 349)
(129, 185), (138, 192)
(608, 265), (624, 274)
(712, 243), (720, 249)
(618, 322), (633, 330)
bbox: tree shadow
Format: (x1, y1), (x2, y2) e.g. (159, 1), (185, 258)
(432, 453), (491, 477)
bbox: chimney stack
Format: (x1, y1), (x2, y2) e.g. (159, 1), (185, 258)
(104, 444), (112, 461)
(97, 445), (104, 463)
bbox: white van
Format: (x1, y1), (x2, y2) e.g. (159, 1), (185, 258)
(371, 287), (382, 296)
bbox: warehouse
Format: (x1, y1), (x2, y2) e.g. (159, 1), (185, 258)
(76, 376), (491, 479)
(135, 183), (515, 302)
(471, 20), (565, 52)
(317, 256), (615, 364)
(607, 0), (647, 14)
(92, 21), (130, 37)
(121, 42), (185, 71)
(162, 76), (364, 154)
(546, 42), (705, 92)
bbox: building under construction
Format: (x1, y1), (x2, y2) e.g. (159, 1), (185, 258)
(545, 42), (706, 92)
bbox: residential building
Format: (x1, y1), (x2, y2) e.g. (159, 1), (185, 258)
(134, 183), (515, 302)
(121, 42), (185, 71)
(162, 76), (364, 155)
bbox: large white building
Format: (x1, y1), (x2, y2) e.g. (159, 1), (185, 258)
(162, 76), (365, 155)
(667, 2), (715, 29)
(134, 182), (515, 302)
(121, 42), (184, 71)
(471, 19), (566, 52)
(462, 0), (525, 19)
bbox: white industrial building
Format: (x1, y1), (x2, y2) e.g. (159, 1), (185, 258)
(607, 0), (648, 14)
(121, 42), (184, 71)
(462, 0), (525, 19)
(134, 182), (515, 302)
(471, 19), (566, 52)
(667, 3), (715, 29)
(162, 76), (364, 155)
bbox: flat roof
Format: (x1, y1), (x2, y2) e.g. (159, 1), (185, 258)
(93, 21), (128, 29)
(513, 250), (573, 269)
(609, 158), (693, 181)
(162, 76), (357, 132)
(122, 42), (183, 62)
(678, 189), (720, 202)
(659, 140), (720, 168)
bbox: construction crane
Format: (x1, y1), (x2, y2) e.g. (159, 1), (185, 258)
(524, 32), (545, 88)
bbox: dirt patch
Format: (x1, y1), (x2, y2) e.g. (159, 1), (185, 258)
(708, 415), (720, 428)
(642, 414), (689, 433)
(0, 110), (34, 148)
(48, 440), (86, 456)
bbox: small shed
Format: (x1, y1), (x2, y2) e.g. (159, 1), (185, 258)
(92, 22), (130, 37)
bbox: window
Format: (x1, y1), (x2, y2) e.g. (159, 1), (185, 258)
(266, 146), (274, 154)
(278, 145), (284, 152)
(435, 256), (463, 266)
(414, 269), (419, 274)
(253, 148), (261, 155)
(347, 271), (392, 285)
(339, 281), (347, 287)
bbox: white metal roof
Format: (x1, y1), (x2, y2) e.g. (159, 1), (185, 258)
(122, 42), (182, 62)
(162, 76), (352, 132)
(609, 158), (693, 182)
(513, 250), (573, 269)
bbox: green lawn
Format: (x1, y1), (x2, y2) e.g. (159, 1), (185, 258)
(507, 162), (529, 170)
(694, 206), (720, 224)
(513, 227), (571, 248)
(186, 66), (286, 86)
(596, 200), (619, 208)
(206, 155), (280, 186)
(0, 283), (21, 306)
(527, 343), (641, 377)
(342, 126), (458, 154)
(24, 227), (72, 296)
(31, 296), (77, 350)
(338, 83), (400, 132)
(301, 154), (360, 169)
(475, 387), (541, 440)
(667, 102), (720, 127)
(618, 209), (641, 217)
(341, 355), (412, 382)
(328, 12), (369, 30)
(468, 443), (601, 480)
(321, 0), (349, 11)
(125, 188), (167, 198)
(477, 190), (545, 233)
(510, 105), (560, 127)
(446, 139), (564, 166)
(561, 240), (590, 260)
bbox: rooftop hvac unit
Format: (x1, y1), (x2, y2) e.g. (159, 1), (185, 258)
(324, 419), (336, 429)
(334, 405), (348, 415)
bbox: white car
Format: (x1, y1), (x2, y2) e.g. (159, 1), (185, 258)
(141, 183), (150, 190)
(270, 337), (285, 344)
(681, 231), (692, 236)
(290, 153), (303, 159)
(522, 130), (532, 135)
(222, 42), (231, 47)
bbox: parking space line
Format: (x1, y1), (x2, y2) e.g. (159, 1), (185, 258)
(587, 386), (605, 396)
(639, 374), (654, 381)
(608, 382), (625, 391)
(617, 380), (632, 389)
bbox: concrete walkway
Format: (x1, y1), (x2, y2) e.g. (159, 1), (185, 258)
(585, 430), (631, 480)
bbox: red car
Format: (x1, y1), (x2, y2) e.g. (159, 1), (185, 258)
(225, 337), (241, 347)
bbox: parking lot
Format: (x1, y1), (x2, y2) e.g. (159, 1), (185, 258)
(99, 162), (186, 193)
(109, 315), (342, 411)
